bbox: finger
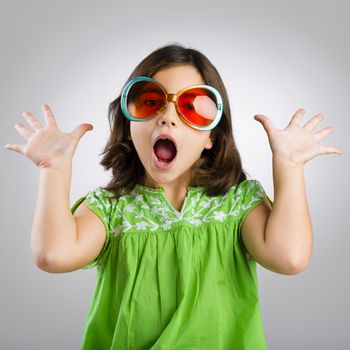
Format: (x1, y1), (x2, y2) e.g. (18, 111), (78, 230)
(254, 114), (276, 135)
(14, 122), (33, 140)
(4, 143), (25, 154)
(303, 113), (324, 131)
(318, 145), (343, 155)
(41, 104), (58, 128)
(314, 126), (333, 142)
(286, 108), (305, 128)
(22, 111), (43, 131)
(71, 123), (94, 141)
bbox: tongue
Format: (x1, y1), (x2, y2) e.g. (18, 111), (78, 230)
(154, 139), (177, 162)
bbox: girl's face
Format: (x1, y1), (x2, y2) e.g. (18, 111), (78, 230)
(130, 64), (213, 190)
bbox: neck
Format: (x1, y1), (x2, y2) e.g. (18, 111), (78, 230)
(143, 173), (192, 195)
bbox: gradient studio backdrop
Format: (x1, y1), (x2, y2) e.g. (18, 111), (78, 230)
(1, 0), (349, 349)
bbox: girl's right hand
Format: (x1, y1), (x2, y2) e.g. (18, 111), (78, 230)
(4, 104), (94, 170)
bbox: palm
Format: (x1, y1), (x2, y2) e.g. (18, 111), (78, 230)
(254, 108), (342, 166)
(5, 104), (93, 169)
(24, 127), (76, 167)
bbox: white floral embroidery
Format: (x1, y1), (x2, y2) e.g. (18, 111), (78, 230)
(214, 211), (227, 221)
(200, 201), (211, 208)
(159, 216), (167, 222)
(134, 194), (143, 203)
(126, 204), (135, 212)
(135, 210), (144, 219)
(161, 220), (172, 230)
(114, 225), (122, 236)
(122, 219), (132, 231)
(81, 180), (269, 236)
(136, 221), (148, 230)
(151, 206), (161, 215)
(187, 218), (202, 226)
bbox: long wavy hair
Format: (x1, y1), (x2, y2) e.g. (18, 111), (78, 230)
(100, 43), (248, 198)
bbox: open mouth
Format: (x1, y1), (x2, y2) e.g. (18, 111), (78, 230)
(153, 138), (177, 163)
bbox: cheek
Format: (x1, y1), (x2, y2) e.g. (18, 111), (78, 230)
(130, 124), (141, 152)
(130, 122), (151, 154)
(189, 131), (212, 150)
(129, 122), (138, 139)
(181, 134), (212, 162)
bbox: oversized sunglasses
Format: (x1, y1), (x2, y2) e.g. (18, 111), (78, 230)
(121, 76), (223, 131)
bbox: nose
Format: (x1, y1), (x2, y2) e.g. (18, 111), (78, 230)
(157, 94), (180, 127)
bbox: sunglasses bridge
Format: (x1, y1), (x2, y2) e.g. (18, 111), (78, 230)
(158, 93), (180, 114)
(166, 93), (177, 103)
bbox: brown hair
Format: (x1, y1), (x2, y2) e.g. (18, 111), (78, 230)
(99, 43), (248, 198)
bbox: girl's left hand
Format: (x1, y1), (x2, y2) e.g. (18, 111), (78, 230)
(254, 108), (343, 167)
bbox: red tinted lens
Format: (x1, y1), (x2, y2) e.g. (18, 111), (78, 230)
(127, 81), (166, 119)
(178, 88), (218, 127)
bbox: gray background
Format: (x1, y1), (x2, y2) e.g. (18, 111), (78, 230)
(1, 0), (349, 348)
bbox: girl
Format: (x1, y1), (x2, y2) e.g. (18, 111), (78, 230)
(5, 44), (342, 349)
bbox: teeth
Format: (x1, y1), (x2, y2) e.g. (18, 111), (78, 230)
(155, 137), (170, 144)
(154, 136), (176, 150)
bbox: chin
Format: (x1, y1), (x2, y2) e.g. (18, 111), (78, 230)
(147, 174), (177, 186)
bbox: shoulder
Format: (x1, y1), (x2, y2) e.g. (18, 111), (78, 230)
(86, 187), (116, 201)
(71, 187), (120, 226)
(224, 179), (274, 243)
(85, 187), (121, 209)
(236, 178), (264, 192)
(234, 178), (272, 219)
(228, 179), (266, 203)
(239, 180), (273, 261)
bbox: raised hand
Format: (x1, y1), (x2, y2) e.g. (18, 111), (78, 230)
(253, 108), (343, 167)
(4, 104), (93, 169)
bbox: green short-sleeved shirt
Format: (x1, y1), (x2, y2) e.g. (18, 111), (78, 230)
(71, 179), (273, 350)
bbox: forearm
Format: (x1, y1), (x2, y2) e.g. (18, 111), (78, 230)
(264, 156), (313, 270)
(31, 164), (77, 265)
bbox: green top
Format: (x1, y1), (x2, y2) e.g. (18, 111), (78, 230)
(71, 179), (273, 350)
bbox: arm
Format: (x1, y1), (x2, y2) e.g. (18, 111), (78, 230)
(31, 165), (76, 267)
(266, 157), (312, 271)
(5, 104), (104, 273)
(32, 166), (106, 273)
(242, 108), (342, 275)
(242, 159), (311, 275)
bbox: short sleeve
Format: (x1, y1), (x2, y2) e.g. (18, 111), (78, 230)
(237, 179), (274, 261)
(70, 188), (114, 270)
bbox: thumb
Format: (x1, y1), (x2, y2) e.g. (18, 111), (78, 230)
(254, 114), (275, 135)
(71, 123), (94, 141)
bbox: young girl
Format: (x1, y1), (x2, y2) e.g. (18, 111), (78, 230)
(5, 44), (342, 349)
